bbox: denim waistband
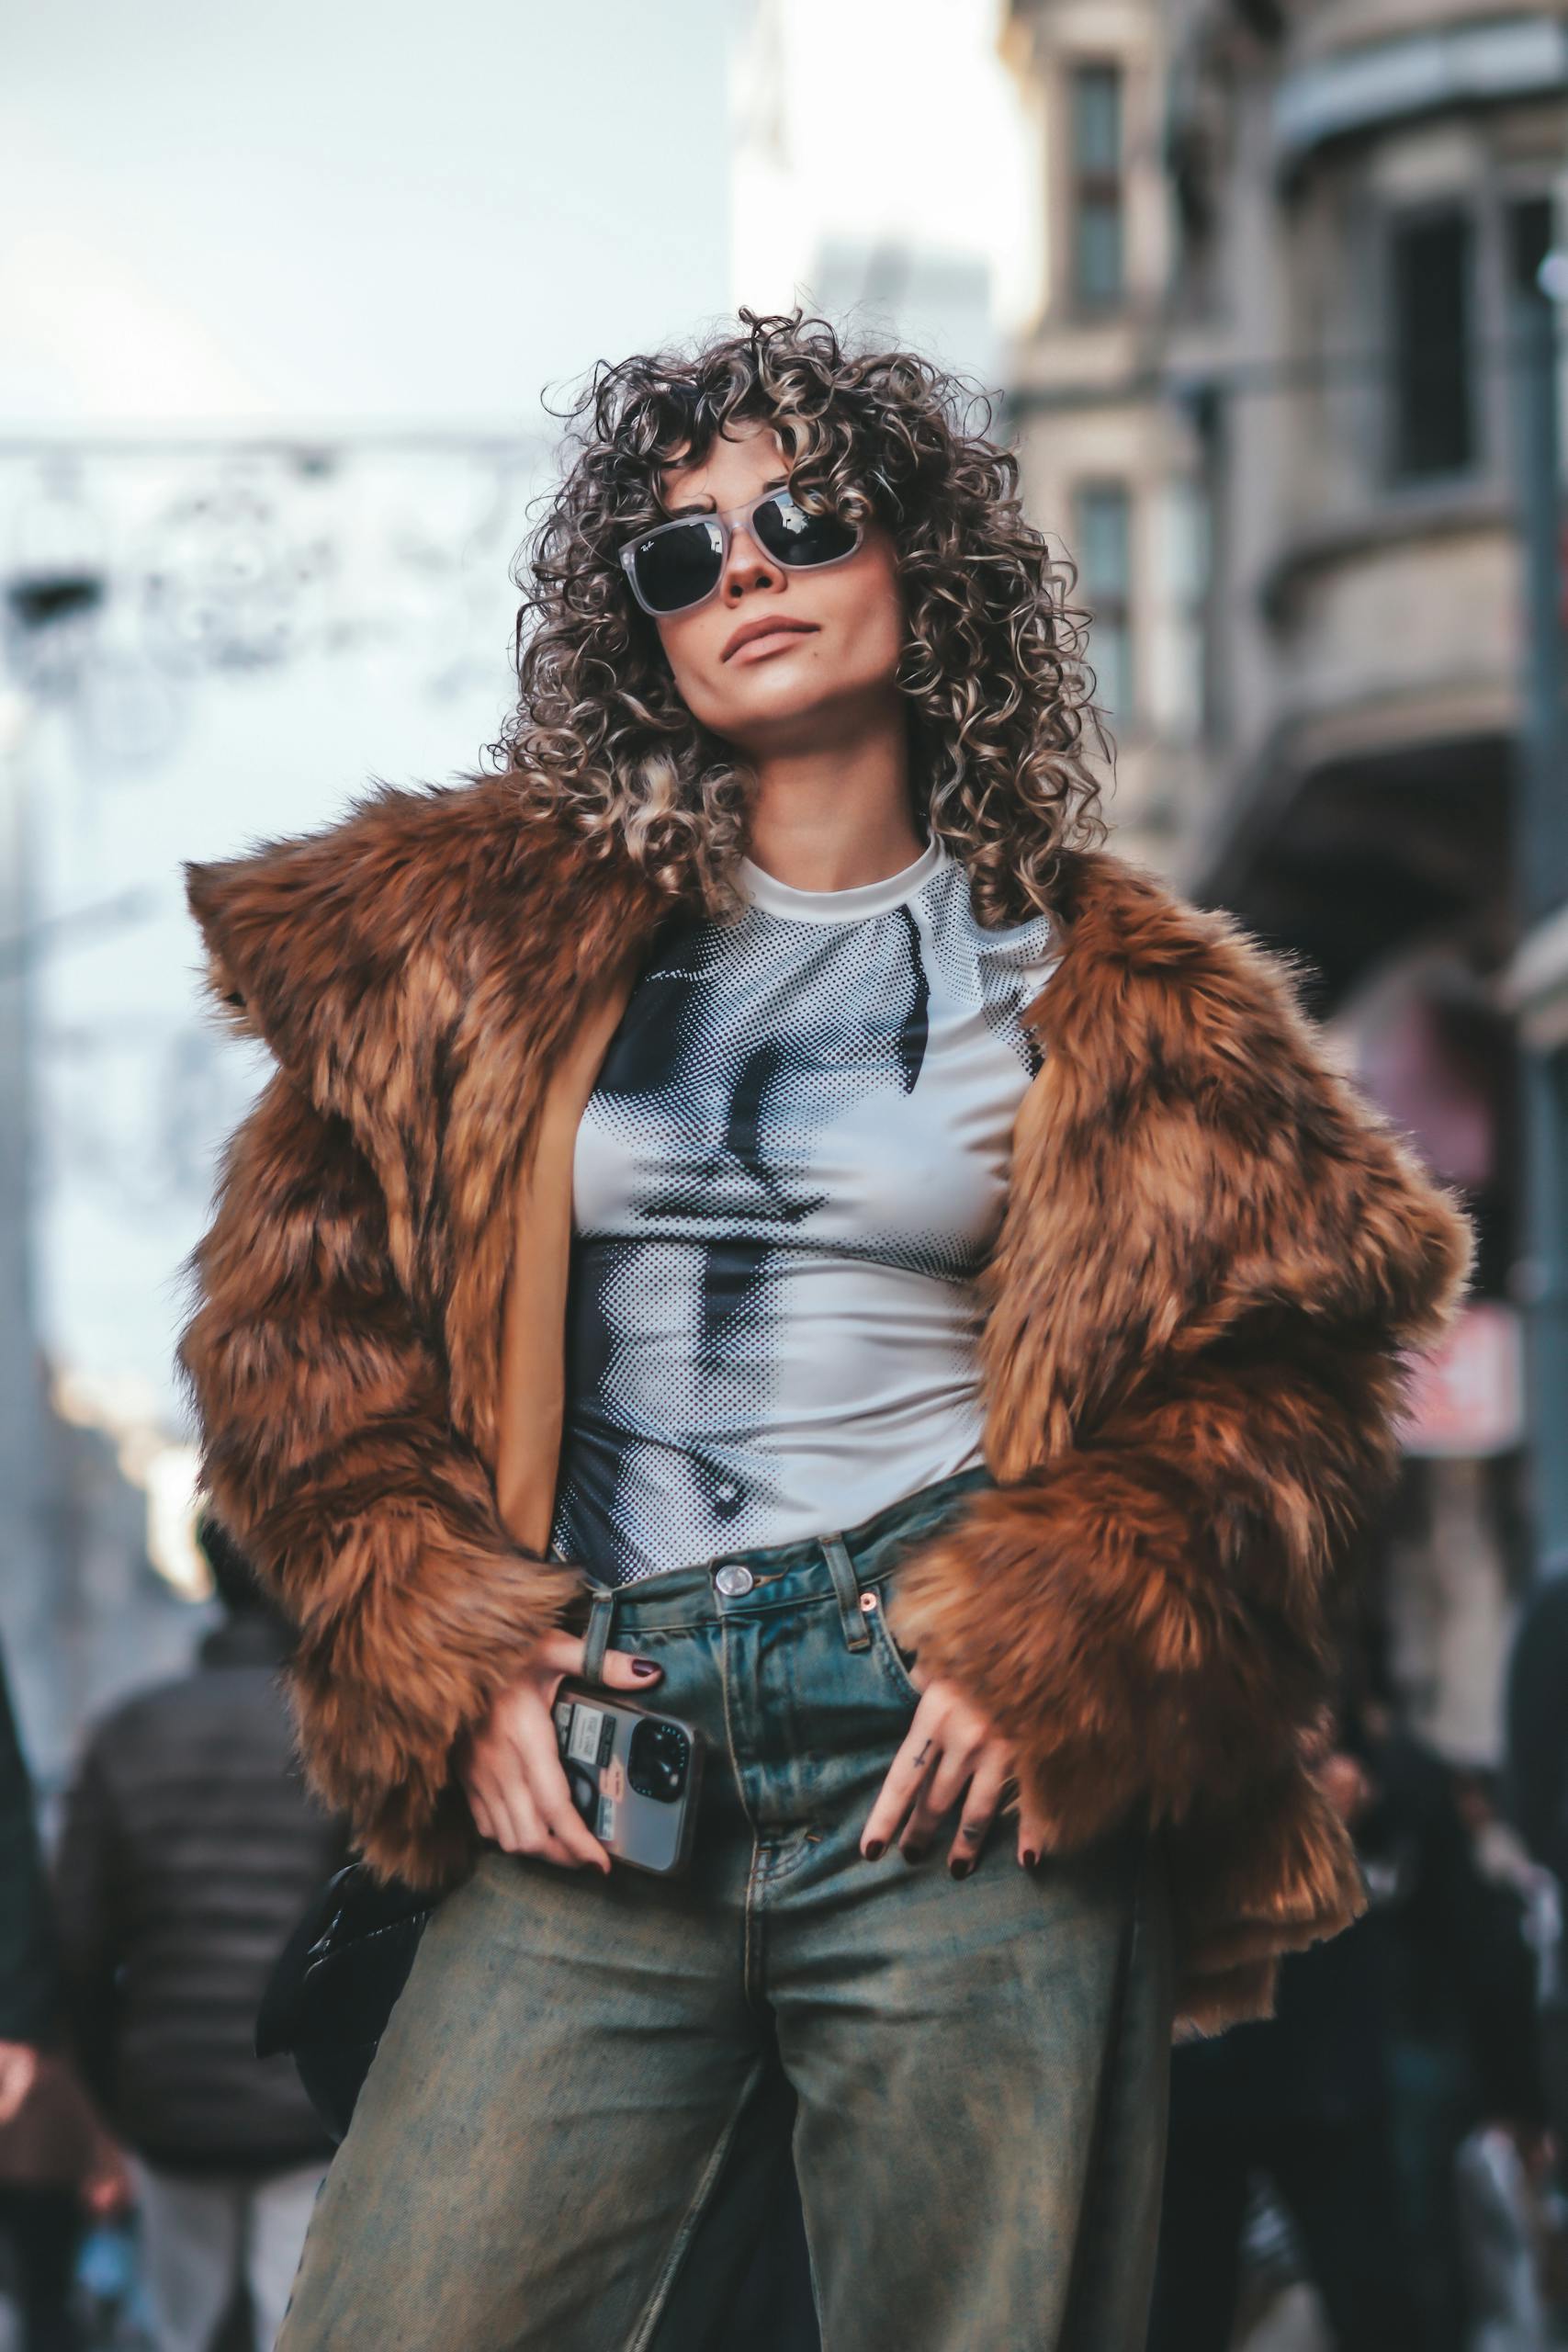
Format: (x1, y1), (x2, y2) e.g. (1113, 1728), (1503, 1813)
(574, 1463), (993, 1670)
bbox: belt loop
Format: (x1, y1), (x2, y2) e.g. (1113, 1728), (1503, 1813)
(820, 1532), (872, 1652)
(581, 1583), (618, 1686)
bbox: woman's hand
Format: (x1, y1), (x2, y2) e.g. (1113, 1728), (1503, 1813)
(860, 1663), (1049, 1875)
(457, 1630), (662, 1872)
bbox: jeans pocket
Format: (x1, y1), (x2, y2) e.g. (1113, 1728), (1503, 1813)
(865, 1595), (922, 1706)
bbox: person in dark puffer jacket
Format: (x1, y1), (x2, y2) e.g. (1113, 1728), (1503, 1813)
(52, 1517), (346, 2352)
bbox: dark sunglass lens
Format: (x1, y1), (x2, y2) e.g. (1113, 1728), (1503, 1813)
(631, 519), (724, 614)
(752, 496), (859, 569)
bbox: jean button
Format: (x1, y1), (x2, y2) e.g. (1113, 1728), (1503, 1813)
(714, 1562), (755, 1598)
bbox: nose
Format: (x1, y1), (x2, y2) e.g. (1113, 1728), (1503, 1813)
(721, 516), (783, 601)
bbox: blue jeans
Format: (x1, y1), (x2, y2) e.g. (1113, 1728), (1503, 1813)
(277, 1465), (1174, 2350)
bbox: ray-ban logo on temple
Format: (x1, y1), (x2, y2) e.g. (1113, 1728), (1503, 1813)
(618, 487), (863, 618)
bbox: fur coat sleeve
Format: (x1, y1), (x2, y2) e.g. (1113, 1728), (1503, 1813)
(178, 1070), (577, 1885)
(174, 784), (649, 1890)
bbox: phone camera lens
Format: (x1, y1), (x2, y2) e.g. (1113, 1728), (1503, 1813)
(628, 1720), (689, 1804)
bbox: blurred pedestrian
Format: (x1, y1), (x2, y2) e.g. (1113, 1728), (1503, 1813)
(0, 1648), (53, 2131)
(1151, 1693), (1551, 2352)
(1505, 1570), (1568, 2160)
(1367, 1740), (1551, 2352)
(0, 1645), (71, 2349)
(1505, 1571), (1568, 1901)
(0, 2054), (127, 2352)
(51, 1516), (346, 2352)
(1148, 1739), (1425, 2352)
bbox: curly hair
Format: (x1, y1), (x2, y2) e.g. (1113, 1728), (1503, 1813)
(485, 309), (1109, 926)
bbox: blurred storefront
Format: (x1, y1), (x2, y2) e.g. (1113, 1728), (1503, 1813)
(1003, 0), (1568, 1763)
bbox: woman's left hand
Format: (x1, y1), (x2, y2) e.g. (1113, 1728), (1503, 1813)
(860, 1666), (1049, 1875)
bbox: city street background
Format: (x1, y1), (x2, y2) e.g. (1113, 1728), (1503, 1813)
(4, 3), (1568, 2346)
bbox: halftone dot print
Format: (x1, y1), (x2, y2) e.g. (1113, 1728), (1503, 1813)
(550, 846), (1057, 1585)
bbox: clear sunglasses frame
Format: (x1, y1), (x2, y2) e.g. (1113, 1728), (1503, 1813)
(616, 486), (864, 619)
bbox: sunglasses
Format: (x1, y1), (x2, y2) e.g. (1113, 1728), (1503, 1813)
(618, 486), (863, 618)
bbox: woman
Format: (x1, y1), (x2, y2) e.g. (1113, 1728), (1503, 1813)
(179, 311), (1471, 2350)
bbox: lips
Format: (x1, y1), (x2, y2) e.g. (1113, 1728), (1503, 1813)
(721, 617), (818, 662)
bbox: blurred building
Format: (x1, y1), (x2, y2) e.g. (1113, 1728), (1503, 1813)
(1003, 0), (1568, 1762)
(808, 237), (1000, 390)
(728, 0), (1039, 390)
(0, 692), (57, 1783)
(1, 689), (200, 1802)
(2, 1357), (199, 1809)
(1165, 0), (1562, 989)
(1000, 0), (1208, 874)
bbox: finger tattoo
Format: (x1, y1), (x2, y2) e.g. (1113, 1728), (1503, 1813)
(912, 1740), (935, 1770)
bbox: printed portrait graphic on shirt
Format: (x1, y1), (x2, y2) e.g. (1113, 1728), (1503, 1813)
(550, 847), (1055, 1585)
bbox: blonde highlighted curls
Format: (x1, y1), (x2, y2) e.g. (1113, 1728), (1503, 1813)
(486, 309), (1109, 925)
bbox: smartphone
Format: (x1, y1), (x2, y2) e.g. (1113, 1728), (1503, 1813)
(551, 1680), (704, 1875)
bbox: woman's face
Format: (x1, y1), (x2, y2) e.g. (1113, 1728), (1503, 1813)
(650, 419), (906, 760)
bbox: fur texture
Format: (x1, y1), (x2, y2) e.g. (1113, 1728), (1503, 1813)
(179, 778), (1472, 2032)
(885, 852), (1472, 2023)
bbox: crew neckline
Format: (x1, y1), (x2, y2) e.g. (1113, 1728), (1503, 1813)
(740, 832), (946, 923)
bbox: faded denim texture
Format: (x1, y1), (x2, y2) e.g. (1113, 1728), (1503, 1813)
(277, 1465), (1174, 2351)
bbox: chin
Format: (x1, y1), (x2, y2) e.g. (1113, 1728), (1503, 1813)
(710, 671), (883, 742)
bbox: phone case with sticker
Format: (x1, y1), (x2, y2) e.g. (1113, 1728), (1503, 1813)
(551, 1680), (705, 1874)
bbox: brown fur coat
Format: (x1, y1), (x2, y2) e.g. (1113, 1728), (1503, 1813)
(178, 775), (1472, 2034)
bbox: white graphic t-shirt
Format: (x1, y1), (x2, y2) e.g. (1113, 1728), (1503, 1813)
(548, 833), (1058, 1586)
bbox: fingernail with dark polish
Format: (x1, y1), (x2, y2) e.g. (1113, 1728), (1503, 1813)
(902, 1847), (925, 1866)
(630, 1659), (661, 1679)
(951, 1860), (973, 1881)
(862, 1839), (885, 1862)
(1021, 1849), (1038, 1870)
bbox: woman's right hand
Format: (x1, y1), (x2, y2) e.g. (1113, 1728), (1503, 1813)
(457, 1630), (663, 1872)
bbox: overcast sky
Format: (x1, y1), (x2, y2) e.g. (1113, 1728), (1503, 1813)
(1, 0), (732, 428)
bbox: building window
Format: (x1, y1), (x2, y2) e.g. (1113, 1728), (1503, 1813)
(1388, 208), (1475, 480)
(1508, 193), (1553, 295)
(1075, 481), (1134, 723)
(1070, 62), (1125, 310)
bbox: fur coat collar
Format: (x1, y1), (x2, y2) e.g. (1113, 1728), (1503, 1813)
(180, 774), (1472, 2034)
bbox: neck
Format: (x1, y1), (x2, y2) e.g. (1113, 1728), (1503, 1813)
(742, 702), (923, 892)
